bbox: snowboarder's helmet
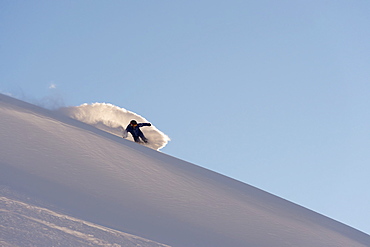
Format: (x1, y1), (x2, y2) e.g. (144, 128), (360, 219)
(130, 120), (137, 125)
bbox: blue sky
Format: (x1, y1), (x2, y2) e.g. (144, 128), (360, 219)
(1, 1), (369, 234)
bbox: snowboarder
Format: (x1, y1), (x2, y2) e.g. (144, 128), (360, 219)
(124, 120), (151, 143)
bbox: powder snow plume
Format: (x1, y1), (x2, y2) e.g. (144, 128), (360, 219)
(58, 103), (170, 150)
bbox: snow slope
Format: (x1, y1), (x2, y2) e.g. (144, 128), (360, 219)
(0, 188), (169, 247)
(0, 93), (369, 247)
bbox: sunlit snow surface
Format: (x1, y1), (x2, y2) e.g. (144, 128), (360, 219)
(0, 187), (169, 247)
(58, 103), (170, 150)
(0, 94), (369, 247)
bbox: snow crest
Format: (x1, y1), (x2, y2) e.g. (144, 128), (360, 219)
(0, 188), (170, 247)
(58, 103), (170, 150)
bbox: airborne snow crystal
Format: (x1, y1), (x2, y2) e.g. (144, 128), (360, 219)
(58, 103), (170, 150)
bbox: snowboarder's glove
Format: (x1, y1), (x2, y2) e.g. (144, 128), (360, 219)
(148, 123), (152, 126)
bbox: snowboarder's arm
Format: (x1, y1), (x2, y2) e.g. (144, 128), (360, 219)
(122, 129), (128, 138)
(138, 123), (151, 127)
(123, 125), (132, 138)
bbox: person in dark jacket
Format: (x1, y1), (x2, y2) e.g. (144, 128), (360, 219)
(125, 120), (151, 143)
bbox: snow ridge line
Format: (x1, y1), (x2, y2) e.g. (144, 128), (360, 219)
(0, 196), (170, 247)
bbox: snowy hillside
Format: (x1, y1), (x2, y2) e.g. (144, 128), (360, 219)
(0, 188), (169, 247)
(0, 93), (369, 247)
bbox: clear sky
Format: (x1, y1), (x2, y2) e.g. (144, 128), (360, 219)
(1, 0), (369, 234)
